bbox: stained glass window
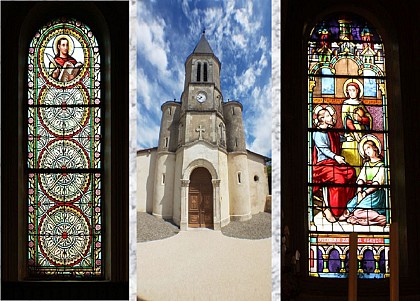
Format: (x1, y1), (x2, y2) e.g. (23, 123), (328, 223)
(307, 13), (391, 278)
(27, 17), (102, 278)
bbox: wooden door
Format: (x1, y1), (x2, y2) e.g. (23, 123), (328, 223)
(188, 167), (213, 228)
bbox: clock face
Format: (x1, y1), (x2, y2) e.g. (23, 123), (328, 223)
(196, 92), (207, 103)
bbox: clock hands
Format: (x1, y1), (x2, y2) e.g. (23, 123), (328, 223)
(196, 93), (206, 102)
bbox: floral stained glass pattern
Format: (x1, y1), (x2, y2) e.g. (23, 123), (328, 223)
(27, 17), (102, 278)
(307, 14), (391, 278)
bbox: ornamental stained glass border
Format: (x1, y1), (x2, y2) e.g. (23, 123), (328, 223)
(306, 13), (391, 278)
(27, 17), (102, 279)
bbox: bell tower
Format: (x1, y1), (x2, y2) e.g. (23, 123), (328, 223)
(179, 32), (226, 148)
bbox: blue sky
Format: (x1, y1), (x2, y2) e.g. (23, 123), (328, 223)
(137, 0), (272, 158)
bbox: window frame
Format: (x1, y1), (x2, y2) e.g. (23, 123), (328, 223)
(26, 16), (104, 280)
(1, 2), (129, 299)
(280, 2), (408, 285)
(306, 12), (392, 278)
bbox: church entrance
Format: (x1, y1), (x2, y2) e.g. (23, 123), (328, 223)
(188, 167), (213, 228)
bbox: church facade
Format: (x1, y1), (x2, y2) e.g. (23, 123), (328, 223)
(137, 33), (270, 230)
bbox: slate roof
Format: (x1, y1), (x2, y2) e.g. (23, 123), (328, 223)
(192, 31), (214, 54)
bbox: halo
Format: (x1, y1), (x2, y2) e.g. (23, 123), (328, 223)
(343, 78), (364, 98)
(53, 34), (74, 56)
(358, 134), (382, 157)
(313, 104), (336, 127)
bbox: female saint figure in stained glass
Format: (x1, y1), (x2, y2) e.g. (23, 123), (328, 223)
(341, 80), (373, 173)
(341, 135), (387, 226)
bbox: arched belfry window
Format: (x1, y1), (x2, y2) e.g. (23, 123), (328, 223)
(197, 62), (201, 81)
(203, 62), (208, 82)
(307, 13), (391, 278)
(27, 17), (102, 278)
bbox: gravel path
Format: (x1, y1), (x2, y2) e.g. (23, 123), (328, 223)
(137, 211), (271, 242)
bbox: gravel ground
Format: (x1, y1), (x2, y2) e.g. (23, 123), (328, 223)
(221, 212), (272, 240)
(137, 212), (180, 242)
(137, 211), (271, 242)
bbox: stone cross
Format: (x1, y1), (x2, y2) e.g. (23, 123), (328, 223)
(196, 125), (205, 140)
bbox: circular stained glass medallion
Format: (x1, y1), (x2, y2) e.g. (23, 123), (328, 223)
(39, 85), (90, 137)
(38, 27), (89, 87)
(39, 139), (89, 169)
(38, 139), (90, 202)
(39, 172), (90, 203)
(39, 205), (91, 266)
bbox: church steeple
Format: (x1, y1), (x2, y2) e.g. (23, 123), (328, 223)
(179, 32), (225, 148)
(192, 31), (214, 54)
(184, 32), (221, 87)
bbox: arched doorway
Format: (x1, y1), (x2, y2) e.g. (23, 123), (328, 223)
(188, 167), (213, 228)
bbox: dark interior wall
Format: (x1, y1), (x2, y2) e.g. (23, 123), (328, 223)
(1, 1), (129, 299)
(281, 0), (420, 297)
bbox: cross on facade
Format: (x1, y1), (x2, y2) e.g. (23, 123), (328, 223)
(196, 124), (205, 140)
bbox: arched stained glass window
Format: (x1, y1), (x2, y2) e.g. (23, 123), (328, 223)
(27, 17), (102, 278)
(307, 13), (391, 278)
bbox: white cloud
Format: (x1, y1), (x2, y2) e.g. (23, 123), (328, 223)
(137, 122), (160, 150)
(241, 68), (257, 93)
(137, 64), (185, 150)
(234, 2), (256, 34)
(258, 52), (268, 70)
(137, 2), (170, 78)
(258, 36), (267, 52)
(225, 0), (236, 15)
(136, 2), (187, 150)
(232, 34), (246, 48)
(246, 83), (272, 157)
(181, 0), (189, 15)
(137, 68), (152, 111)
